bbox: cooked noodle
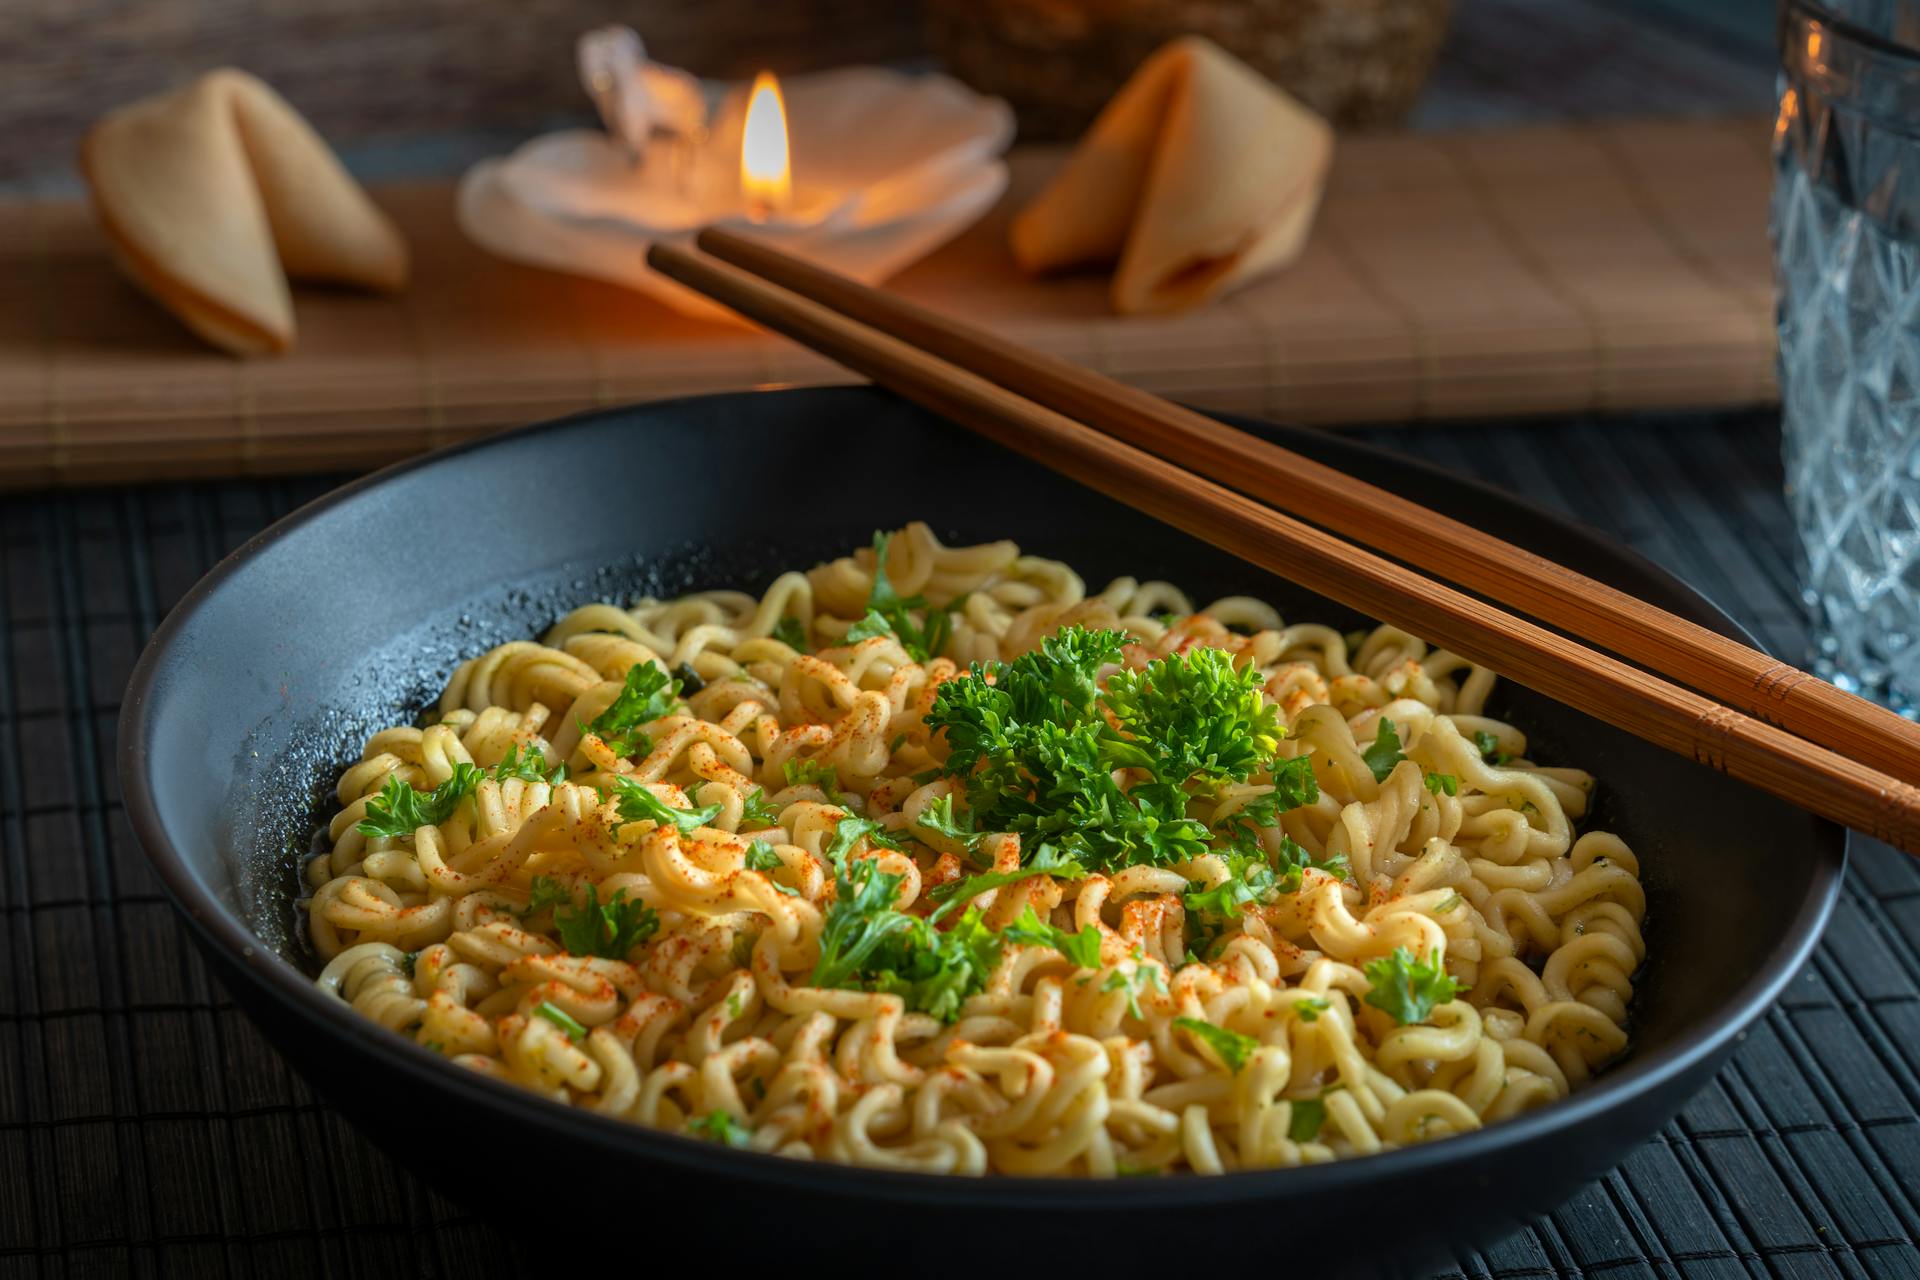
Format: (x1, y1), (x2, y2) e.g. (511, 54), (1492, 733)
(308, 523), (1644, 1176)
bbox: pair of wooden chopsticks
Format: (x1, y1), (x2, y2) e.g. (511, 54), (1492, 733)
(647, 230), (1920, 856)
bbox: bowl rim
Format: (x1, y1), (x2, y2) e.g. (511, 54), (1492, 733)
(118, 387), (1847, 1207)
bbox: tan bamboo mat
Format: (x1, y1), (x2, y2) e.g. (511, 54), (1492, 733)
(0, 115), (1775, 489)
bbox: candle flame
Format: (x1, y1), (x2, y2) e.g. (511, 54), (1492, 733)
(741, 71), (791, 216)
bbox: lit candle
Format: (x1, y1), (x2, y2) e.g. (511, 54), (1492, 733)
(740, 71), (792, 220)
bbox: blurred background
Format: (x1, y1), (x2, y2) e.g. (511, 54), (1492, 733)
(1, 0), (1774, 190)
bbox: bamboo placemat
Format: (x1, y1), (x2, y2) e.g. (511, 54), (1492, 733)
(5, 411), (1918, 1274)
(0, 116), (1775, 489)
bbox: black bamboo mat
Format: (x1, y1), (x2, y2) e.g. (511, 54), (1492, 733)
(4, 408), (1920, 1278)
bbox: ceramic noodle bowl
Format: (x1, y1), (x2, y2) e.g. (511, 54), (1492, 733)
(120, 387), (1843, 1273)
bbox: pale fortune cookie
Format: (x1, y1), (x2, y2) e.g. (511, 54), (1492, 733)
(1010, 36), (1333, 316)
(81, 69), (408, 356)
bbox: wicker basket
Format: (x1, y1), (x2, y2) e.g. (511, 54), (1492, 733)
(925, 0), (1454, 140)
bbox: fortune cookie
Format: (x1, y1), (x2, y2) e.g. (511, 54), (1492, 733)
(1011, 37), (1332, 316)
(81, 69), (408, 355)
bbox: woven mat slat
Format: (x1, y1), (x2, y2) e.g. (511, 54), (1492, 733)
(0, 117), (1780, 490)
(3, 410), (1918, 1276)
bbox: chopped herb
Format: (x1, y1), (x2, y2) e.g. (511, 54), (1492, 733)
(355, 764), (481, 838)
(1288, 1097), (1327, 1142)
(671, 662), (706, 695)
(1173, 1016), (1259, 1072)
(524, 874), (659, 959)
(848, 531), (961, 663)
(744, 840), (798, 896)
(737, 787), (783, 829)
(1361, 718), (1406, 783)
(585, 662), (682, 759)
(927, 843), (1087, 919)
(782, 758), (847, 806)
(1101, 959), (1167, 1021)
(686, 1110), (750, 1148)
(811, 856), (997, 1021)
(821, 815), (902, 873)
(724, 991), (744, 1019)
(533, 1000), (588, 1042)
(605, 775), (723, 835)
(1424, 772), (1459, 796)
(771, 616), (808, 651)
(889, 732), (908, 754)
(914, 792), (985, 854)
(400, 950), (419, 978)
(924, 629), (1308, 873)
(1294, 996), (1330, 1022)
(1002, 904), (1105, 968)
(1472, 729), (1512, 766)
(1184, 837), (1347, 921)
(1363, 947), (1460, 1026)
(491, 744), (564, 785)
(1434, 892), (1463, 914)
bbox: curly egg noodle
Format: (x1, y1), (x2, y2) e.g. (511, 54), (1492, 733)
(307, 524), (1646, 1177)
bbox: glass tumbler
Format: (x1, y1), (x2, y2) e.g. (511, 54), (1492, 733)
(1775, 0), (1920, 713)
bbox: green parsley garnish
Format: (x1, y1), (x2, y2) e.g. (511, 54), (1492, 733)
(1472, 729), (1512, 766)
(914, 792), (986, 856)
(1361, 718), (1406, 783)
(584, 662), (682, 759)
(842, 531), (962, 663)
(771, 617), (809, 651)
(532, 1000), (588, 1042)
(927, 844), (1087, 917)
(1101, 958), (1168, 1020)
(1183, 837), (1347, 921)
(1362, 947), (1460, 1025)
(491, 744), (564, 785)
(924, 628), (1310, 873)
(782, 757), (847, 806)
(810, 856), (998, 1021)
(1288, 1096), (1327, 1142)
(356, 764), (482, 838)
(686, 1110), (750, 1148)
(671, 662), (706, 695)
(605, 775), (723, 835)
(1294, 996), (1330, 1022)
(744, 840), (798, 896)
(524, 874), (659, 959)
(1424, 772), (1459, 796)
(821, 815), (903, 873)
(1001, 905), (1104, 967)
(1173, 1016), (1259, 1072)
(737, 786), (782, 829)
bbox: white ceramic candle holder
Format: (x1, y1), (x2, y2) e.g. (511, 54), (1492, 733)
(458, 46), (1014, 322)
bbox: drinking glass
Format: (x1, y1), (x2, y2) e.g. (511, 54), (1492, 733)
(1775, 0), (1920, 713)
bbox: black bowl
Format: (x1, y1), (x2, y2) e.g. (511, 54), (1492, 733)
(119, 387), (1843, 1275)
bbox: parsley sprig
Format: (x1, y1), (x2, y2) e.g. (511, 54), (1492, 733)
(356, 764), (482, 838)
(584, 662), (683, 760)
(1361, 718), (1406, 782)
(1362, 947), (1460, 1025)
(924, 628), (1314, 874)
(810, 849), (998, 1022)
(524, 875), (659, 959)
(1173, 1016), (1260, 1072)
(492, 744), (564, 784)
(1001, 905), (1103, 967)
(605, 775), (723, 835)
(842, 532), (962, 663)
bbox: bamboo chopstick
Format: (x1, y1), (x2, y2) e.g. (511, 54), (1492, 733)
(646, 237), (1920, 854)
(693, 225), (1920, 788)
